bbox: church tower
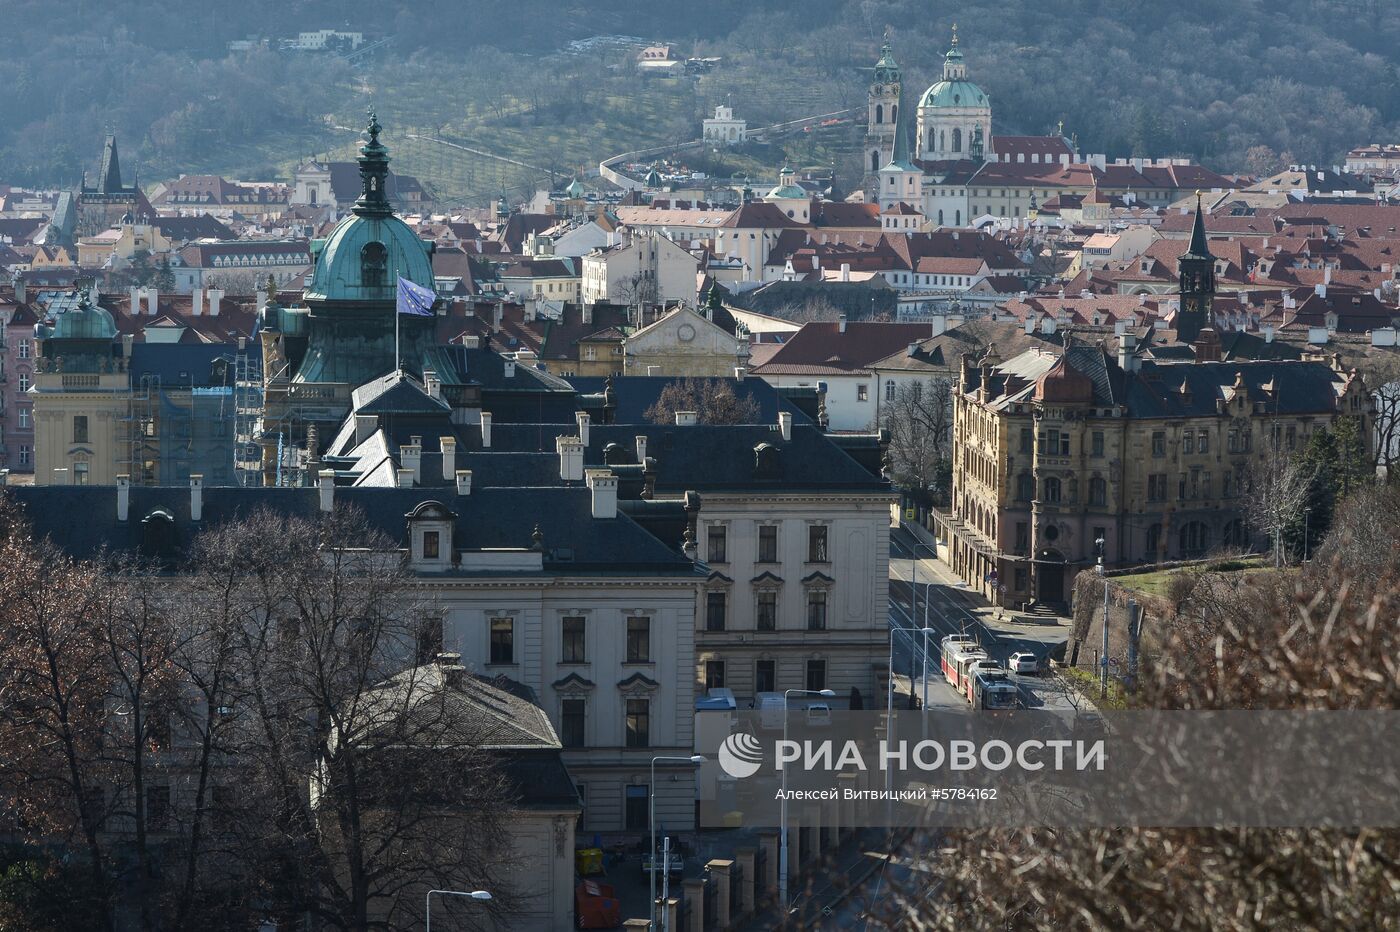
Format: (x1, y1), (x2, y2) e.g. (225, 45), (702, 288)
(1176, 194), (1216, 344)
(877, 86), (921, 213)
(916, 26), (992, 162)
(863, 34), (901, 194)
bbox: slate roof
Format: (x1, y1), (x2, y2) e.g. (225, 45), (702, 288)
(750, 321), (939, 375)
(127, 343), (238, 389)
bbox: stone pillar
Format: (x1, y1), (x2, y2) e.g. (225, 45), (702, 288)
(758, 830), (780, 898)
(664, 898), (680, 932)
(735, 847), (757, 916)
(683, 878), (706, 932)
(624, 920), (653, 932)
(707, 859), (733, 930)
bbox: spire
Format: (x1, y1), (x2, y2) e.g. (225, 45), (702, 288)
(883, 83), (915, 170)
(1185, 191), (1212, 258)
(874, 29), (900, 83)
(98, 134), (123, 194)
(352, 109), (393, 218)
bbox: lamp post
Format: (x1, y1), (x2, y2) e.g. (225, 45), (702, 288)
(1096, 536), (1108, 698)
(650, 754), (705, 925)
(919, 626), (937, 738)
(779, 687), (835, 910)
(425, 888), (491, 931)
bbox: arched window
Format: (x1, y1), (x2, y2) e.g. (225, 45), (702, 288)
(952, 128), (962, 152)
(1179, 521), (1209, 557)
(361, 241), (387, 289)
(1223, 519), (1249, 550)
(939, 130), (946, 151)
(1089, 476), (1107, 506)
(875, 104), (884, 124)
(891, 104), (897, 126)
(1016, 473), (1034, 502)
(1042, 477), (1062, 503)
(1145, 523), (1163, 559)
(938, 209), (944, 225)
(871, 150), (880, 172)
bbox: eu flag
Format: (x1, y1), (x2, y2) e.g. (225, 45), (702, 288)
(396, 276), (437, 317)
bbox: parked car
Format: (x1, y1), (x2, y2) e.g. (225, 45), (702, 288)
(805, 703), (832, 726)
(1009, 651), (1041, 675)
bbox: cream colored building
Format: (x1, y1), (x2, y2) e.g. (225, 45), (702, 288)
(581, 231), (700, 307)
(624, 306), (750, 377)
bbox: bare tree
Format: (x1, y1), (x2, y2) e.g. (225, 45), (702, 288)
(883, 378), (954, 507)
(1241, 442), (1316, 567)
(645, 377), (762, 425)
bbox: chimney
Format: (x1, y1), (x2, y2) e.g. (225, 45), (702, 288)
(1264, 325), (1275, 343)
(401, 439), (422, 484)
(838, 313), (847, 333)
(586, 468), (618, 519)
(557, 435), (585, 481)
(675, 411), (698, 426)
(1023, 317), (1035, 334)
(397, 468), (414, 489)
(581, 302), (594, 326)
(1315, 283), (1327, 298)
(455, 469), (473, 495)
(256, 288), (268, 316)
(576, 411), (591, 447)
(1308, 326), (1329, 345)
(635, 434), (648, 463)
(207, 288), (223, 317)
(504, 359), (516, 378)
(192, 287), (205, 316)
(441, 437), (457, 480)
(117, 474), (131, 522)
(479, 412), (493, 448)
(425, 368), (441, 399)
(355, 414), (377, 446)
(840, 262), (850, 281)
(129, 285), (141, 314)
(190, 474), (204, 521)
(144, 286), (159, 315)
(319, 470), (335, 512)
(1117, 332), (1139, 372)
(778, 411), (793, 442)
(930, 315), (947, 337)
(122, 333), (135, 358)
(734, 366), (746, 381)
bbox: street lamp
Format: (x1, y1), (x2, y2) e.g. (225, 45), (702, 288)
(919, 626), (937, 738)
(1096, 536), (1108, 699)
(650, 754), (705, 925)
(779, 687), (836, 909)
(425, 888), (491, 931)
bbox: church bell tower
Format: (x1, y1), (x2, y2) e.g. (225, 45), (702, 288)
(1177, 193), (1216, 344)
(864, 32), (901, 195)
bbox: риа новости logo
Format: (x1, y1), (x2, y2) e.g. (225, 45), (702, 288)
(718, 731), (764, 778)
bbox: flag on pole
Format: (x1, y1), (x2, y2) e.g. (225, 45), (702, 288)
(396, 276), (436, 316)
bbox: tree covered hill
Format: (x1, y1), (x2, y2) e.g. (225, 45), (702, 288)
(2, 0), (1396, 200)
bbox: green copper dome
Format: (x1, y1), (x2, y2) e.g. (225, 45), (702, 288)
(41, 290), (116, 341)
(920, 80), (987, 110)
(303, 112), (434, 304)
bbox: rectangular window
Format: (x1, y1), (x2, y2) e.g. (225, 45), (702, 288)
(1020, 429), (1034, 454)
(561, 698), (586, 748)
(421, 530), (440, 560)
(807, 525), (829, 562)
(758, 525), (778, 563)
(17, 339), (29, 359)
(626, 617), (650, 663)
(756, 591), (777, 631)
(415, 615), (443, 665)
(73, 463), (89, 486)
(705, 591), (727, 631)
(885, 381), (896, 401)
(73, 415), (89, 444)
(1179, 472), (1188, 501)
(705, 660), (726, 689)
(1198, 430), (1209, 454)
(489, 617), (514, 664)
(146, 785), (170, 832)
(707, 524), (727, 563)
(1223, 470), (1233, 498)
(1148, 474), (1167, 502)
(1152, 432), (1166, 457)
(1227, 430), (1239, 453)
(857, 384), (869, 402)
(18, 408), (29, 430)
(18, 374), (29, 393)
(755, 659), (775, 694)
(1183, 432), (1195, 455)
(1201, 471), (1212, 499)
(806, 590), (828, 630)
(1091, 431), (1104, 457)
(562, 616), (586, 663)
(805, 659), (826, 692)
(625, 698), (650, 748)
(1015, 522), (1029, 554)
(1014, 567), (1029, 591)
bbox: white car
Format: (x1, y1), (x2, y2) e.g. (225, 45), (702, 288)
(1008, 652), (1040, 675)
(805, 703), (832, 726)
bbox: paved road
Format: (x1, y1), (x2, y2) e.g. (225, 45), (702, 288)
(887, 526), (1078, 713)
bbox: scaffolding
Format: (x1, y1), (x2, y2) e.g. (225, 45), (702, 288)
(119, 373), (160, 484)
(233, 344), (264, 487)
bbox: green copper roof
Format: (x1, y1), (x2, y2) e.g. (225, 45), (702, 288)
(41, 290), (116, 341)
(766, 183), (807, 200)
(565, 178), (586, 198)
(874, 40), (900, 83)
(920, 79), (987, 110)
